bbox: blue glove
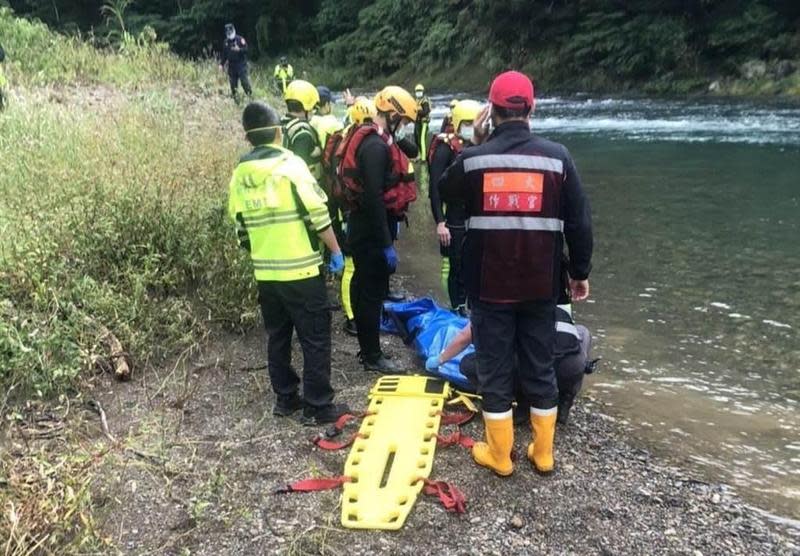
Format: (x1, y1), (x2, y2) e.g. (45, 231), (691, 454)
(425, 355), (441, 371)
(383, 246), (398, 273)
(328, 252), (345, 275)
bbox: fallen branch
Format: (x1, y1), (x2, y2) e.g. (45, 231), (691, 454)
(87, 400), (117, 444)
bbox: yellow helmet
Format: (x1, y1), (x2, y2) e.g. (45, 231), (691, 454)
(415, 83), (425, 93)
(285, 80), (319, 112)
(348, 96), (376, 125)
(449, 99), (458, 109)
(452, 100), (483, 133)
(374, 86), (418, 121)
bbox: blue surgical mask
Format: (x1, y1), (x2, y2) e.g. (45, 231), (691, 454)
(460, 125), (474, 142)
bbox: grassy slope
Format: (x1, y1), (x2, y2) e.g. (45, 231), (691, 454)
(0, 11), (279, 551)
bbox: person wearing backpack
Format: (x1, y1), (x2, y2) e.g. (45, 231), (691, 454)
(336, 86), (418, 374)
(282, 80), (324, 180)
(427, 99), (482, 314)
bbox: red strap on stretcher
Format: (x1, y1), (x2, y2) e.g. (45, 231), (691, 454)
(419, 478), (467, 513)
(438, 410), (476, 426)
(436, 430), (476, 449)
(310, 412), (374, 451)
(273, 476), (351, 494)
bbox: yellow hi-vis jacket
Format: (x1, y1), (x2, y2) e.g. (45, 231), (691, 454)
(274, 64), (294, 81)
(310, 113), (344, 153)
(228, 145), (332, 282)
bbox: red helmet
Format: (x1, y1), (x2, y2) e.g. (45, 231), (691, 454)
(489, 71), (535, 111)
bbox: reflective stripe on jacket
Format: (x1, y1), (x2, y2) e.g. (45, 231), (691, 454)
(228, 145), (331, 282)
(438, 120), (593, 303)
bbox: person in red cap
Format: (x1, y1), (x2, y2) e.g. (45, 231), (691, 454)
(438, 70), (593, 477)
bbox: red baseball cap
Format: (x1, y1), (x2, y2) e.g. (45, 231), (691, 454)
(489, 71), (535, 110)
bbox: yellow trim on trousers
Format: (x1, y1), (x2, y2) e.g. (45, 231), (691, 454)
(341, 255), (355, 320)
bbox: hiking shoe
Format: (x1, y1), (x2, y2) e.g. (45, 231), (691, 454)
(302, 403), (351, 426)
(344, 319), (358, 337)
(273, 394), (304, 417)
(362, 354), (402, 375)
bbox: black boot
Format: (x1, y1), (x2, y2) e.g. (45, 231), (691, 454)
(344, 319), (358, 336)
(360, 352), (402, 374)
(557, 392), (576, 425)
(273, 393), (304, 417)
(302, 403), (351, 426)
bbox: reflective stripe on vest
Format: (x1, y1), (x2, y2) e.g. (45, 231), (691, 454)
(466, 215), (564, 232)
(243, 210), (302, 228)
(556, 321), (580, 339)
(252, 252), (323, 270)
(464, 154), (564, 174)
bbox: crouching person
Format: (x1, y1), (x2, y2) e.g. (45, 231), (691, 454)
(228, 101), (349, 425)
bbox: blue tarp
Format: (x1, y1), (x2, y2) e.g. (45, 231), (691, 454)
(381, 298), (475, 391)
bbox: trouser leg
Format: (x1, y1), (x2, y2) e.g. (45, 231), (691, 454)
(447, 227), (466, 310)
(258, 281), (300, 398)
(470, 299), (516, 413)
(281, 276), (335, 409)
(239, 67), (253, 96)
(228, 71), (239, 100)
(515, 301), (558, 410)
(352, 248), (389, 360)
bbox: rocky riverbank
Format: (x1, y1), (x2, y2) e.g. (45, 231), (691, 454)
(5, 278), (797, 554)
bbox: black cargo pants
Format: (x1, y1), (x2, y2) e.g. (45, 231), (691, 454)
(257, 276), (334, 408)
(470, 298), (558, 413)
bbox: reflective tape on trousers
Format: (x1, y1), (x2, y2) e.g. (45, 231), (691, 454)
(556, 321), (580, 339)
(463, 154), (564, 174)
(466, 216), (564, 232)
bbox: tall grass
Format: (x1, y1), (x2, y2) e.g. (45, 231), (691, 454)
(0, 7), (275, 399)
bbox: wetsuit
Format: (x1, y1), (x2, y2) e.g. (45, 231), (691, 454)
(429, 137), (467, 310)
(221, 35), (252, 100)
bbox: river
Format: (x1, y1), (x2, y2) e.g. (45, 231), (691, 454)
(396, 94), (800, 524)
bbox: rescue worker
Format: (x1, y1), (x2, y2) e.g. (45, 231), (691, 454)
(440, 99), (458, 134)
(428, 99), (481, 313)
(439, 71), (593, 476)
(219, 24), (252, 102)
(282, 80), (324, 180)
(311, 86), (343, 153)
(338, 98), (377, 337)
(414, 84), (431, 156)
(339, 86), (418, 374)
(426, 301), (597, 425)
(273, 56), (294, 94)
(228, 101), (349, 425)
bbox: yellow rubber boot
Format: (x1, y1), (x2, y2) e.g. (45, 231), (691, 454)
(527, 407), (558, 474)
(471, 410), (514, 476)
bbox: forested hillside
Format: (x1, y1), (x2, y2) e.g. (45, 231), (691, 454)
(6, 0), (800, 93)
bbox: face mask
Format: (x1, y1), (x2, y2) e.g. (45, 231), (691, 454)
(226, 31), (235, 40)
(394, 124), (409, 140)
(415, 91), (423, 99)
(460, 125), (474, 142)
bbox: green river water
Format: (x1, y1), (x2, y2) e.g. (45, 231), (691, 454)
(396, 95), (800, 525)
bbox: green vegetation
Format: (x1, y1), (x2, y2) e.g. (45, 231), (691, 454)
(7, 0), (800, 94)
(0, 7), (260, 400)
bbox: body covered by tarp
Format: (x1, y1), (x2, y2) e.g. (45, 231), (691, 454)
(382, 298), (474, 391)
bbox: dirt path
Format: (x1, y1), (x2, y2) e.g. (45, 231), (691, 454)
(4, 285), (798, 555)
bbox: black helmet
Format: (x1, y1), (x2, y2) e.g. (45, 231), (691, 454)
(316, 86), (333, 104)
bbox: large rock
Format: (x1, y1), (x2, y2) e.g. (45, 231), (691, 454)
(739, 60), (767, 80)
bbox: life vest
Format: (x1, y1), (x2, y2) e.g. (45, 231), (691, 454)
(335, 124), (417, 218)
(426, 133), (464, 167)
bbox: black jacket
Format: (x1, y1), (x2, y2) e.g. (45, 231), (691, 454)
(439, 121), (593, 302)
(221, 36), (248, 69)
(429, 141), (466, 227)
